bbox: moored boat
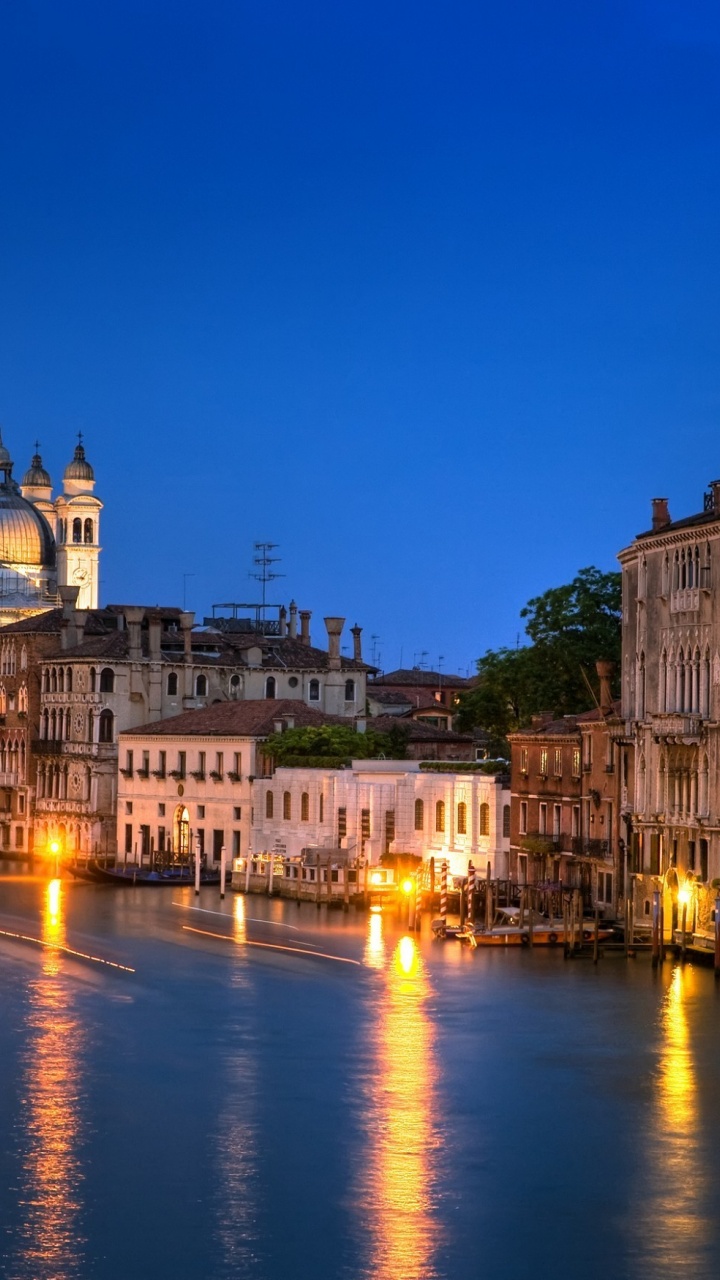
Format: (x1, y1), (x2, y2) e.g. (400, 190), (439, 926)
(70, 860), (221, 886)
(432, 906), (615, 947)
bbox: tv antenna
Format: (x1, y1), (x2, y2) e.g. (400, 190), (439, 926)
(413, 649), (429, 670)
(370, 634), (382, 667)
(249, 543), (284, 616)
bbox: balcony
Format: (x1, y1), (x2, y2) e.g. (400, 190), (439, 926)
(0, 772), (20, 787)
(670, 588), (700, 614)
(651, 714), (703, 744)
(32, 740), (65, 755)
(571, 837), (611, 859)
(520, 832), (573, 855)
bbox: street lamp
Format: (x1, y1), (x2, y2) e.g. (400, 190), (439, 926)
(49, 839), (60, 879)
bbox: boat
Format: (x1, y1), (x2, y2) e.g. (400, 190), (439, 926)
(432, 906), (615, 947)
(68, 860), (221, 887)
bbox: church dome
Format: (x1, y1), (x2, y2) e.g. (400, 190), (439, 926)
(22, 449), (52, 488)
(0, 484), (56, 567)
(64, 437), (94, 483)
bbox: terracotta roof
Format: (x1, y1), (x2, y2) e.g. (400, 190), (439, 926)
(369, 714), (472, 742)
(120, 699), (351, 739)
(371, 668), (469, 688)
(367, 689), (414, 707)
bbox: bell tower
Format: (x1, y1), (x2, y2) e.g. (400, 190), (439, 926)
(55, 435), (103, 609)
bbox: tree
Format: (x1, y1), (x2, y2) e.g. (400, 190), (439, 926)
(456, 567), (621, 752)
(262, 723), (407, 766)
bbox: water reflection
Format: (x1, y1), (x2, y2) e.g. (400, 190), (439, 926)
(637, 964), (710, 1277)
(212, 891), (260, 1277)
(7, 880), (86, 1280)
(360, 916), (442, 1280)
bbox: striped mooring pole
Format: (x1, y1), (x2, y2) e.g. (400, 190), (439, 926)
(440, 861), (448, 936)
(467, 861), (476, 928)
(415, 869), (423, 932)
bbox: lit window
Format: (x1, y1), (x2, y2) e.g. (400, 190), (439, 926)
(457, 802), (467, 835)
(435, 800), (445, 833)
(479, 803), (489, 836)
(414, 799), (424, 831)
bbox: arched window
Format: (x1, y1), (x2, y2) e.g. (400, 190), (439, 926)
(90, 667), (96, 693)
(308, 679), (320, 702)
(479, 803), (490, 836)
(283, 791), (291, 820)
(66, 667), (73, 692)
(42, 668), (49, 693)
(195, 674), (207, 697)
(51, 667), (57, 693)
(88, 711), (94, 742)
(266, 791), (274, 819)
(344, 679), (355, 702)
(174, 806), (190, 858)
(41, 709), (49, 739)
(58, 667), (64, 693)
(98, 709), (114, 743)
(20, 645), (27, 671)
(230, 673), (240, 698)
(503, 804), (511, 837)
(265, 676), (276, 700)
(457, 801), (467, 835)
(84, 518), (93, 543)
(301, 792), (309, 821)
(18, 684), (28, 713)
(167, 672), (178, 696)
(0, 685), (6, 715)
(99, 667), (114, 693)
(435, 800), (445, 833)
(72, 517), (82, 543)
(414, 799), (424, 831)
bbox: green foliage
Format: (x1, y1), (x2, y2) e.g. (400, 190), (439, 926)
(418, 761), (508, 774)
(456, 567), (621, 751)
(262, 723), (408, 765)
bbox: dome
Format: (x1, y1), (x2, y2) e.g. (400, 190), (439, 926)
(64, 437), (94, 483)
(22, 449), (52, 488)
(0, 485), (56, 567)
(0, 430), (13, 473)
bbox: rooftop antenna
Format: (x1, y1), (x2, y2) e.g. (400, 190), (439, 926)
(413, 649), (429, 670)
(438, 655), (444, 691)
(249, 542), (284, 619)
(370, 634), (382, 667)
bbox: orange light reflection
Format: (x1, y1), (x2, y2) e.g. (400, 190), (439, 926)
(361, 928), (441, 1280)
(10, 880), (86, 1279)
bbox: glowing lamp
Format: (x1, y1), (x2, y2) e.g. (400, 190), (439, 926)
(401, 878), (414, 895)
(49, 840), (60, 856)
(678, 887), (691, 907)
(371, 871), (383, 886)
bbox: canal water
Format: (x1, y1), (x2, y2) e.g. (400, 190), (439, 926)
(1, 881), (719, 1280)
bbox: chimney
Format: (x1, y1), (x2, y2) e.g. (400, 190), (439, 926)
(274, 719), (283, 734)
(355, 715), (367, 734)
(596, 660), (615, 717)
(709, 480), (720, 514)
(350, 624), (362, 662)
(285, 715), (294, 730)
(75, 612), (87, 647)
(124, 607), (145, 662)
(651, 498), (671, 531)
(288, 600), (298, 639)
(148, 612), (162, 660)
(324, 616), (344, 670)
(299, 610), (312, 646)
(58, 585), (80, 650)
(279, 606), (287, 637)
(180, 611), (194, 662)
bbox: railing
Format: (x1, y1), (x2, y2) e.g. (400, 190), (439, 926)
(520, 832), (573, 854)
(571, 837), (611, 858)
(32, 740), (65, 755)
(670, 588), (700, 613)
(651, 714), (703, 740)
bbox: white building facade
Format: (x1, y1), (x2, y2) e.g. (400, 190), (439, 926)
(252, 760), (511, 879)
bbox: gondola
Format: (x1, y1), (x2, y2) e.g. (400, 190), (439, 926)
(68, 860), (221, 886)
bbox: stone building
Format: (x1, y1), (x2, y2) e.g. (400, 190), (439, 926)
(0, 431), (102, 623)
(115, 701), (350, 866)
(23, 601), (371, 861)
(618, 479), (720, 941)
(508, 676), (625, 915)
(253, 759), (511, 880)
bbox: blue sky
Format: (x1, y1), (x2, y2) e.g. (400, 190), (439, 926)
(1, 1), (720, 673)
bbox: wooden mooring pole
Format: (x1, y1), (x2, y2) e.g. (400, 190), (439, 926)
(467, 861), (476, 930)
(651, 889), (660, 968)
(714, 894), (720, 979)
(439, 861), (447, 937)
(593, 905), (600, 964)
(415, 870), (422, 932)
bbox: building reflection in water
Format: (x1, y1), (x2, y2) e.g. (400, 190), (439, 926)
(8, 880), (86, 1280)
(212, 892), (260, 1278)
(360, 913), (442, 1280)
(638, 963), (710, 1277)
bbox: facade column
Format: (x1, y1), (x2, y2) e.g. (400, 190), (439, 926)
(690, 770), (698, 816)
(692, 662), (699, 713)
